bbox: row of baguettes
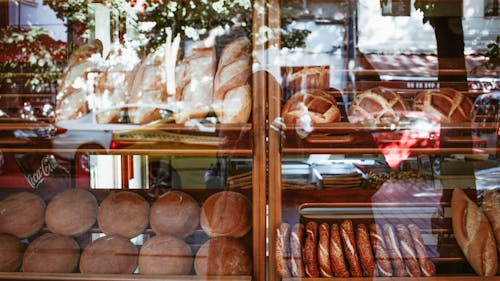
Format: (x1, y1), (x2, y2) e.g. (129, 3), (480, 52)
(275, 220), (436, 278)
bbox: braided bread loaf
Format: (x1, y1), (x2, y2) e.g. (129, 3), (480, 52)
(282, 89), (341, 124)
(213, 37), (252, 124)
(348, 87), (409, 123)
(414, 88), (473, 123)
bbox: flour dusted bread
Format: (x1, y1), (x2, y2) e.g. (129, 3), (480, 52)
(22, 233), (79, 273)
(451, 188), (497, 276)
(139, 234), (193, 275)
(175, 46), (216, 123)
(213, 37), (252, 124)
(348, 87), (409, 123)
(194, 237), (252, 275)
(0, 234), (23, 272)
(282, 89), (341, 125)
(0, 192), (45, 238)
(80, 235), (138, 274)
(45, 189), (98, 236)
(150, 190), (200, 238)
(482, 189), (500, 252)
(414, 88), (473, 123)
(98, 191), (149, 238)
(284, 66), (329, 91)
(200, 191), (251, 238)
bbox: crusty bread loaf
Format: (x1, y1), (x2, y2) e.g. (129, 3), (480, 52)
(200, 191), (251, 238)
(408, 224), (436, 277)
(414, 88), (473, 123)
(80, 235), (138, 274)
(395, 224), (421, 277)
(482, 189), (500, 252)
(275, 223), (291, 278)
(329, 224), (349, 277)
(0, 233), (23, 272)
(318, 223), (333, 277)
(128, 47), (168, 125)
(383, 223), (406, 277)
(56, 40), (102, 122)
(22, 233), (80, 273)
(194, 237), (252, 275)
(451, 188), (497, 276)
(283, 66), (329, 91)
(348, 87), (409, 123)
(290, 223), (305, 277)
(139, 234), (193, 275)
(282, 89), (341, 125)
(174, 46), (216, 124)
(368, 223), (393, 277)
(356, 224), (375, 277)
(150, 191), (200, 238)
(45, 189), (98, 236)
(304, 221), (319, 277)
(0, 192), (45, 238)
(340, 220), (362, 277)
(213, 37), (252, 124)
(97, 191), (149, 238)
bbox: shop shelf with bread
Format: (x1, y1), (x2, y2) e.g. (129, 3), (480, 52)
(266, 0), (499, 280)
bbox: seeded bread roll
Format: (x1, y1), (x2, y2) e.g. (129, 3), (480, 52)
(200, 191), (251, 238)
(98, 191), (149, 238)
(451, 188), (497, 276)
(194, 237), (252, 275)
(414, 88), (473, 123)
(45, 189), (98, 236)
(150, 191), (200, 238)
(0, 234), (23, 272)
(0, 192), (45, 239)
(22, 233), (80, 273)
(80, 235), (138, 274)
(139, 235), (193, 275)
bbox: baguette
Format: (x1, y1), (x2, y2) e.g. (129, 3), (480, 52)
(318, 223), (333, 277)
(356, 224), (375, 276)
(304, 221), (319, 277)
(408, 224), (436, 276)
(451, 188), (497, 276)
(383, 223), (406, 277)
(395, 224), (421, 277)
(329, 224), (349, 277)
(482, 189), (500, 252)
(213, 37), (252, 124)
(290, 223), (305, 277)
(368, 223), (393, 277)
(275, 223), (291, 277)
(340, 220), (362, 277)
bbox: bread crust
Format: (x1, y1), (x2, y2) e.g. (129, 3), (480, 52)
(368, 223), (393, 277)
(451, 188), (497, 276)
(23, 233), (80, 273)
(275, 223), (291, 277)
(0, 192), (46, 239)
(282, 89), (341, 124)
(383, 223), (406, 277)
(318, 223), (333, 277)
(356, 223), (376, 276)
(284, 66), (330, 91)
(290, 223), (305, 277)
(408, 224), (436, 277)
(304, 221), (319, 277)
(414, 88), (473, 123)
(329, 224), (349, 277)
(396, 224), (421, 277)
(340, 220), (362, 277)
(348, 87), (409, 123)
(482, 189), (500, 253)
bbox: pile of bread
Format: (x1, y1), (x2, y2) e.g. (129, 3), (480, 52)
(275, 220), (435, 278)
(281, 76), (474, 125)
(0, 189), (252, 275)
(56, 36), (252, 125)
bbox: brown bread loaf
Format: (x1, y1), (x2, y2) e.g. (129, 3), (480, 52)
(282, 89), (341, 125)
(304, 221), (319, 277)
(368, 223), (393, 277)
(275, 223), (291, 277)
(0, 192), (45, 239)
(329, 224), (349, 277)
(80, 235), (138, 274)
(356, 223), (376, 276)
(414, 88), (473, 123)
(451, 188), (497, 276)
(383, 223), (406, 277)
(290, 223), (305, 277)
(395, 224), (421, 277)
(139, 234), (193, 275)
(340, 220), (362, 277)
(22, 233), (79, 273)
(318, 223), (333, 277)
(194, 237), (252, 275)
(0, 234), (23, 272)
(348, 87), (409, 123)
(407, 224), (436, 277)
(482, 189), (500, 252)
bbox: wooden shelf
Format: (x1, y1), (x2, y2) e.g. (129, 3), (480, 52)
(281, 277), (495, 281)
(0, 273), (251, 281)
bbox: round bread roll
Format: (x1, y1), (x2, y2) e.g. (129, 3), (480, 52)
(348, 87), (410, 123)
(98, 191), (149, 238)
(194, 237), (252, 275)
(282, 89), (341, 124)
(0, 233), (23, 272)
(139, 235), (193, 275)
(414, 88), (473, 123)
(200, 191), (251, 238)
(79, 235), (138, 274)
(285, 66), (330, 91)
(45, 189), (98, 236)
(22, 233), (79, 273)
(0, 192), (46, 238)
(150, 191), (200, 238)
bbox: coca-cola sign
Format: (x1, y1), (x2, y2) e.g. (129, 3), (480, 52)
(15, 154), (70, 189)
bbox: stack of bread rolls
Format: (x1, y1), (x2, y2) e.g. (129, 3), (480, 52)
(275, 220), (435, 278)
